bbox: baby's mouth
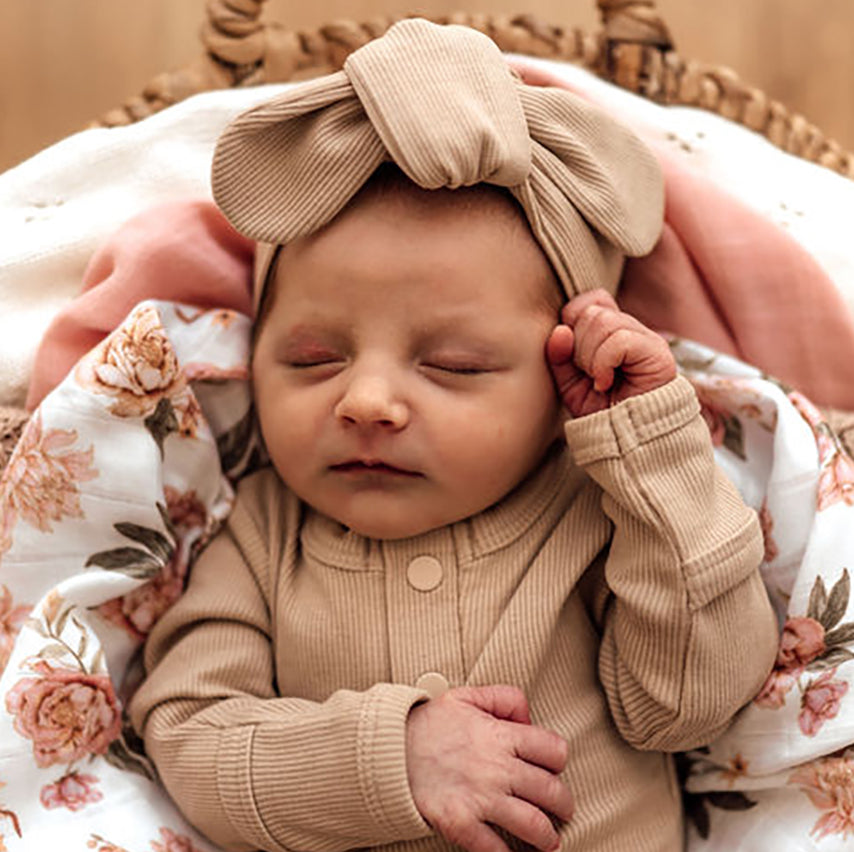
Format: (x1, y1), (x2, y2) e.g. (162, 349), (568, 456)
(330, 459), (422, 477)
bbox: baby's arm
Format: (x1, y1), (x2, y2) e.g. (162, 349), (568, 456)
(130, 485), (431, 852)
(548, 291), (778, 751)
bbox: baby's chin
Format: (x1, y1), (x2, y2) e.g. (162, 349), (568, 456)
(337, 514), (449, 541)
(322, 501), (473, 541)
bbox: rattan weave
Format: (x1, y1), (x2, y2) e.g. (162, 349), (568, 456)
(95, 0), (854, 178)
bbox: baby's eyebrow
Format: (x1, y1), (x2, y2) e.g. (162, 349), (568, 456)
(275, 324), (347, 354)
(416, 323), (508, 352)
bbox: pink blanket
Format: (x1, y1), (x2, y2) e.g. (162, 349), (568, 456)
(26, 127), (854, 413)
(26, 201), (254, 410)
(620, 153), (854, 409)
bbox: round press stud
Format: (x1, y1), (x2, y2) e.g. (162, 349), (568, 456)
(406, 555), (443, 591)
(415, 671), (450, 698)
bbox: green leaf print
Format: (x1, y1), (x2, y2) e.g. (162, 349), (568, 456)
(144, 397), (179, 456)
(85, 547), (163, 579)
(822, 569), (851, 632)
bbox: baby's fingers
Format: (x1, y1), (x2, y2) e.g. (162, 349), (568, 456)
(561, 288), (619, 328)
(486, 797), (561, 852)
(545, 324), (575, 370)
(514, 725), (568, 774)
(588, 328), (636, 392)
(443, 817), (512, 852)
(571, 309), (650, 380)
(460, 684), (532, 725)
(511, 763), (575, 823)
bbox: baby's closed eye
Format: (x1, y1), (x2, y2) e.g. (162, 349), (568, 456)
(423, 361), (492, 375)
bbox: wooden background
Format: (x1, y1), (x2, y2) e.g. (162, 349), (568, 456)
(2, 0), (853, 173)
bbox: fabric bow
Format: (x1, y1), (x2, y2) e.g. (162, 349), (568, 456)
(211, 18), (664, 305)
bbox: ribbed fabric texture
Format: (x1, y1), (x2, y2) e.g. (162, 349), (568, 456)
(210, 18), (664, 309)
(130, 377), (779, 852)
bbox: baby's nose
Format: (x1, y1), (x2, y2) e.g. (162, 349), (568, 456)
(334, 374), (409, 429)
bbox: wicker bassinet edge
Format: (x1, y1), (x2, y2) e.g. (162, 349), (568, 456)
(93, 0), (854, 180)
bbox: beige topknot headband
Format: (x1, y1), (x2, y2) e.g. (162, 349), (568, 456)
(211, 18), (664, 307)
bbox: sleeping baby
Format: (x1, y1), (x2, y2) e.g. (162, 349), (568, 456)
(129, 18), (778, 852)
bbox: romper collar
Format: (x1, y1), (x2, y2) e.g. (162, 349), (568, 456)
(300, 442), (585, 570)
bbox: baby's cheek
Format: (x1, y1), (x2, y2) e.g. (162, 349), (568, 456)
(442, 421), (511, 478)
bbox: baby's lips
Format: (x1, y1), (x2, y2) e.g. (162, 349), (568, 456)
(330, 458), (422, 476)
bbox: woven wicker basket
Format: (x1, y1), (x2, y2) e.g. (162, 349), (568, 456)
(3, 0), (854, 466)
(95, 0), (854, 178)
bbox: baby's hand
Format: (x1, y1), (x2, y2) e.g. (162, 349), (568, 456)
(546, 289), (677, 418)
(406, 685), (573, 852)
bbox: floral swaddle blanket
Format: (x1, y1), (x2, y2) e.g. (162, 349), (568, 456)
(0, 298), (851, 851)
(0, 302), (252, 852)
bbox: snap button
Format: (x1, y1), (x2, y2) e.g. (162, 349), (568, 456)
(406, 555), (443, 591)
(415, 671), (450, 699)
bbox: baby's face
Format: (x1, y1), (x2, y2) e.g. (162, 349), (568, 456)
(252, 186), (563, 539)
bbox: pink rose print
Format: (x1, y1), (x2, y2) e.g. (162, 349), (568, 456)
(697, 398), (728, 447)
(88, 827), (207, 852)
(98, 488), (207, 640)
(0, 412), (97, 557)
(87, 836), (130, 852)
(789, 391), (826, 433)
(73, 304), (209, 450)
(150, 826), (206, 852)
(777, 617), (826, 670)
(720, 753), (749, 787)
(0, 780), (21, 849)
(164, 486), (207, 533)
(98, 571), (184, 640)
(0, 585), (31, 672)
(789, 755), (854, 840)
(789, 390), (854, 510)
(754, 617), (826, 709)
(758, 500), (778, 563)
(176, 394), (203, 440)
(74, 304), (185, 419)
(817, 451), (854, 511)
(757, 570), (854, 719)
(0, 504), (14, 557)
(40, 771), (103, 811)
(690, 380), (750, 458)
(5, 664), (121, 767)
(799, 669), (849, 737)
(211, 309), (239, 328)
(754, 667), (798, 709)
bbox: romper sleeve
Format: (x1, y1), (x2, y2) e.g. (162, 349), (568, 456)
(128, 472), (432, 852)
(564, 375), (778, 752)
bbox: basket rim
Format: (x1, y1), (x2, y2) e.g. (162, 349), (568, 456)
(92, 7), (854, 180)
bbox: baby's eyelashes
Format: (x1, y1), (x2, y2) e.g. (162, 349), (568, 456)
(280, 351), (347, 379)
(278, 341), (346, 369)
(286, 356), (343, 368)
(419, 347), (505, 377)
(423, 362), (491, 375)
(274, 326), (348, 368)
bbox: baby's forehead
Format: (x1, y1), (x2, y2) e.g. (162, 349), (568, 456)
(349, 165), (526, 230)
(255, 168), (563, 326)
